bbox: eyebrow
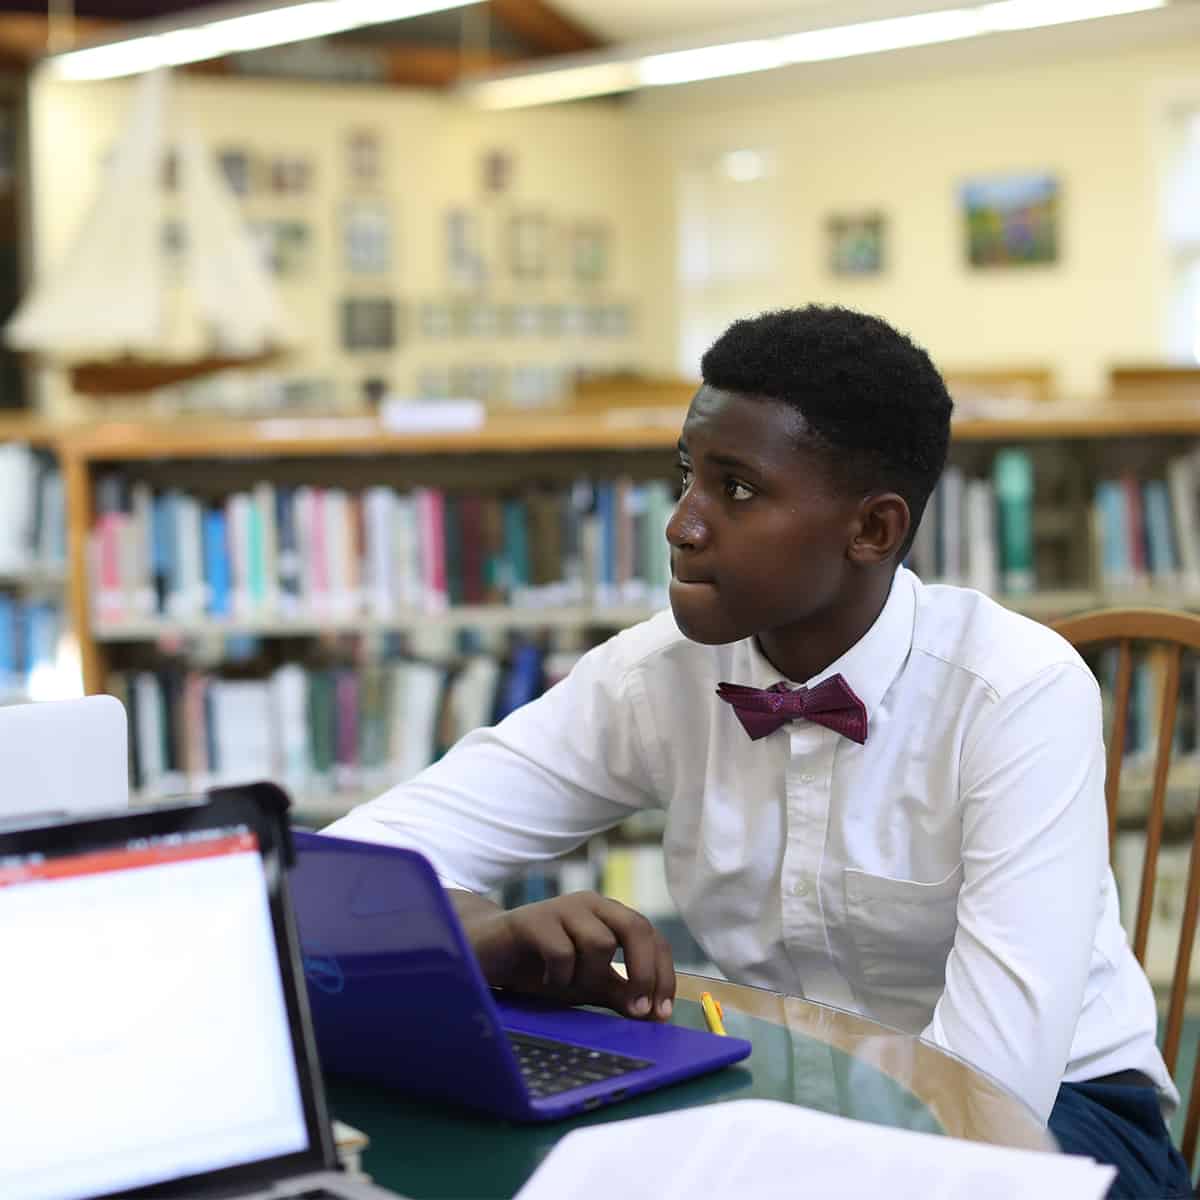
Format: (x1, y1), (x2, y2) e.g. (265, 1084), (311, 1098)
(676, 440), (760, 474)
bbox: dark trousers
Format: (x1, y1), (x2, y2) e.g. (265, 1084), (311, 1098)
(1048, 1075), (1194, 1199)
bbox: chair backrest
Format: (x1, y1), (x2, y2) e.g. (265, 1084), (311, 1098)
(1051, 607), (1200, 1166)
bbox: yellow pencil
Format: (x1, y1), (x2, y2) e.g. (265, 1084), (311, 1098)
(700, 991), (727, 1036)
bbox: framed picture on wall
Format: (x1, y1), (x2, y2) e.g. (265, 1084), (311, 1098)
(446, 208), (487, 287)
(509, 212), (549, 281)
(960, 173), (1059, 267)
(419, 300), (454, 339)
(481, 147), (515, 196)
(251, 220), (313, 277)
(217, 148), (252, 196)
(347, 129), (382, 187)
(270, 156), (312, 195)
(340, 297), (399, 352)
(342, 201), (392, 273)
(827, 212), (885, 275)
(572, 222), (609, 284)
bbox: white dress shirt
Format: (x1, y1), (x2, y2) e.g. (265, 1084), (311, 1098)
(327, 566), (1176, 1124)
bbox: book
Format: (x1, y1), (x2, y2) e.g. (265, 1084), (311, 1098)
(963, 478), (998, 595)
(202, 507), (230, 617)
(1142, 480), (1178, 587)
(494, 641), (545, 722)
(992, 449), (1034, 594)
(1166, 451), (1200, 591)
(938, 465), (964, 583)
(1094, 481), (1129, 588)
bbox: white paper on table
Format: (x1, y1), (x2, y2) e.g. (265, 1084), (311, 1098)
(514, 1099), (1115, 1200)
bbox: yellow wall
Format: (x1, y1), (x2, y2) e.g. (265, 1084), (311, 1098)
(25, 34), (1200, 411)
(26, 73), (647, 417)
(630, 38), (1200, 399)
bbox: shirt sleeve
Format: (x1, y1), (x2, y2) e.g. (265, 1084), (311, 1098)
(921, 661), (1107, 1124)
(321, 632), (660, 894)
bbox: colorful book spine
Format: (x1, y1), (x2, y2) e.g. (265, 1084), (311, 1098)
(202, 508), (230, 617)
(993, 449), (1034, 594)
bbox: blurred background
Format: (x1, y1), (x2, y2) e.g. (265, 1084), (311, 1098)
(3, 0), (1200, 1086)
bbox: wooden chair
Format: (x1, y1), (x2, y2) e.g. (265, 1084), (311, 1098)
(1051, 607), (1200, 1166)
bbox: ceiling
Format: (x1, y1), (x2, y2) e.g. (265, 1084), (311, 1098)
(0, 0), (1196, 84)
(0, 0), (841, 41)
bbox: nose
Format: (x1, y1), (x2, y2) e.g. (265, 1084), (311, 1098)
(665, 489), (709, 552)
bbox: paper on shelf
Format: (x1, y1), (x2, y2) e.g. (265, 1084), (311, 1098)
(513, 1099), (1114, 1200)
(380, 399), (485, 433)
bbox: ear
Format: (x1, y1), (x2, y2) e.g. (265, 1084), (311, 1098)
(848, 492), (910, 565)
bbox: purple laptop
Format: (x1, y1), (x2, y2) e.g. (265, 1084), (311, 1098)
(289, 830), (751, 1122)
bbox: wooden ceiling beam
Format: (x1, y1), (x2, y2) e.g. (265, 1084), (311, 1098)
(379, 44), (525, 87)
(0, 14), (545, 87)
(190, 42), (527, 87)
(488, 0), (604, 55)
(0, 14), (116, 66)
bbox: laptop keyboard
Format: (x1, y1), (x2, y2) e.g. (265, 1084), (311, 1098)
(507, 1030), (652, 1100)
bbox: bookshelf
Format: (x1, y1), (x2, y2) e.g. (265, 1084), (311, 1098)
(43, 400), (1200, 979)
(0, 416), (77, 705)
(62, 399), (1200, 689)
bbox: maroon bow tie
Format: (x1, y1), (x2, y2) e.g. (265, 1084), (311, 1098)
(716, 674), (868, 744)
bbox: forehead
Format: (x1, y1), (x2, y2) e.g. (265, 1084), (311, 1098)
(681, 385), (810, 466)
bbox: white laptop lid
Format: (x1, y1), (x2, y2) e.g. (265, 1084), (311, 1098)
(0, 696), (129, 821)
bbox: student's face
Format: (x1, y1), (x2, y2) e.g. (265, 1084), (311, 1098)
(666, 386), (864, 646)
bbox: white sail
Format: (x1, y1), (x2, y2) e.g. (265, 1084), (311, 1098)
(5, 69), (298, 385)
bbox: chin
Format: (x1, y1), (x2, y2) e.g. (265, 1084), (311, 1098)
(669, 583), (744, 646)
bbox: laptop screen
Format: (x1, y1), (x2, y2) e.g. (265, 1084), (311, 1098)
(0, 815), (311, 1200)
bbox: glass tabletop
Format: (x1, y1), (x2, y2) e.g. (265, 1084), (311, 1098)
(327, 972), (1053, 1198)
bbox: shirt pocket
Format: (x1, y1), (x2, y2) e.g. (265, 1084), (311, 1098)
(842, 864), (963, 1019)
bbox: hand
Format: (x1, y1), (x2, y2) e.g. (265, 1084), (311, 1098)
(461, 891), (676, 1021)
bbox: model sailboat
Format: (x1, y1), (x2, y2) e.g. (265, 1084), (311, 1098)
(5, 69), (299, 395)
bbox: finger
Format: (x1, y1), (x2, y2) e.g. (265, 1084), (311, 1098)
(512, 911), (578, 991)
(558, 911), (633, 1012)
(594, 900), (662, 1018)
(559, 910), (620, 968)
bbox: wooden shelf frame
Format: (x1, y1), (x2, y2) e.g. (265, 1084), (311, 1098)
(56, 400), (1200, 463)
(6, 404), (1200, 693)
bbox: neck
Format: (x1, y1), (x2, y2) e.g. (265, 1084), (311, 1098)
(756, 569), (894, 683)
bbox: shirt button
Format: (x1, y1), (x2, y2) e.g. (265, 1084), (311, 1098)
(792, 877), (811, 897)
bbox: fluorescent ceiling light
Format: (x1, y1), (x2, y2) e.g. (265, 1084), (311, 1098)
(50, 0), (476, 81)
(466, 0), (1170, 108)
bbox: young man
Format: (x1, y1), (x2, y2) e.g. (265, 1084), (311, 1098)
(327, 306), (1188, 1197)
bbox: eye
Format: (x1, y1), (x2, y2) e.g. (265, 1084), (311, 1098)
(725, 478), (754, 501)
(675, 460), (693, 489)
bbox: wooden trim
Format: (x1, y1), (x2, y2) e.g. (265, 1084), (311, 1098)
(674, 974), (1051, 1151)
(64, 412), (687, 461)
(489, 0), (604, 55)
(1164, 809), (1200, 1078)
(62, 449), (103, 695)
(1051, 608), (1200, 653)
(1110, 365), (1200, 405)
(380, 45), (524, 87)
(0, 14), (113, 64)
(0, 415), (79, 448)
(1106, 641), (1133, 856)
(51, 402), (1200, 463)
(1133, 645), (1180, 964)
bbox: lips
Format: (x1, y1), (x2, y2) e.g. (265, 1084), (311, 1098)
(672, 573), (716, 586)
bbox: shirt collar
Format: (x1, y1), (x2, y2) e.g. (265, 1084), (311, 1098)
(744, 566), (918, 722)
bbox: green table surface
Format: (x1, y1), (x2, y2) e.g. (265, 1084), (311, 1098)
(327, 996), (943, 1199)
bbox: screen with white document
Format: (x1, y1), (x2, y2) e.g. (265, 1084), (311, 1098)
(0, 823), (310, 1200)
